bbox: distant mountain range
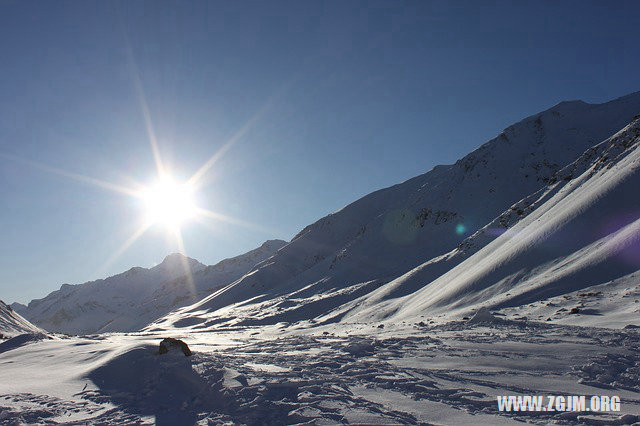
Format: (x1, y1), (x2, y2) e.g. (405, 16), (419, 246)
(12, 240), (286, 334)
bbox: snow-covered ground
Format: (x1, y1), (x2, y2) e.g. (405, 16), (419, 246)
(1, 319), (639, 425)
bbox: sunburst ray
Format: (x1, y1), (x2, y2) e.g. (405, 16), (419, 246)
(96, 223), (151, 277)
(186, 91), (283, 189)
(195, 207), (279, 235)
(170, 227), (197, 300)
(0, 152), (139, 197)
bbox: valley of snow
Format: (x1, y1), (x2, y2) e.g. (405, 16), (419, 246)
(2, 92), (640, 425)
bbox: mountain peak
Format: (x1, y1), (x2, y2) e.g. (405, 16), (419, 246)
(260, 239), (288, 250)
(161, 252), (188, 262)
(156, 253), (205, 271)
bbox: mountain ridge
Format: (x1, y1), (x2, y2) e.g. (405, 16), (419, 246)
(344, 115), (640, 324)
(147, 91), (640, 332)
(0, 300), (43, 338)
(14, 240), (287, 334)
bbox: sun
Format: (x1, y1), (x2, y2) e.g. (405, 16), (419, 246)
(139, 176), (197, 228)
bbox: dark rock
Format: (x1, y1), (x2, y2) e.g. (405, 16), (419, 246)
(578, 291), (602, 297)
(623, 324), (640, 330)
(569, 307), (580, 314)
(158, 338), (192, 356)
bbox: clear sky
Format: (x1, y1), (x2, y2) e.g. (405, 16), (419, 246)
(1, 0), (639, 303)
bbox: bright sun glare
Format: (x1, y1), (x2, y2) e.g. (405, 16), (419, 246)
(139, 177), (197, 228)
(16, 52), (275, 278)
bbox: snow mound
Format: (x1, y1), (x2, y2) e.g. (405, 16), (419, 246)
(0, 333), (50, 354)
(467, 307), (497, 324)
(343, 340), (376, 356)
(574, 352), (640, 392)
(84, 344), (225, 424)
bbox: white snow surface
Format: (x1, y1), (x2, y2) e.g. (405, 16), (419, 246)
(0, 323), (639, 424)
(13, 240), (286, 334)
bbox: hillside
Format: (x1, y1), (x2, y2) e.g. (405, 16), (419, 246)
(148, 92), (640, 332)
(0, 300), (42, 338)
(347, 115), (640, 326)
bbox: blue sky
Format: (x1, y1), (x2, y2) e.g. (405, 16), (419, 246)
(1, 0), (639, 303)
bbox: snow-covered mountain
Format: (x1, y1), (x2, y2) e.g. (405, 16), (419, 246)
(0, 300), (42, 338)
(148, 92), (640, 332)
(14, 240), (286, 334)
(132, 239), (287, 329)
(347, 114), (640, 325)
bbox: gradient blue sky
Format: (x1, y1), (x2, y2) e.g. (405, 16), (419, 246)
(1, 0), (639, 303)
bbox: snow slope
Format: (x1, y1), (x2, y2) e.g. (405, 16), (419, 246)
(0, 300), (42, 338)
(14, 240), (285, 335)
(131, 240), (287, 331)
(149, 92), (640, 332)
(347, 115), (640, 325)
